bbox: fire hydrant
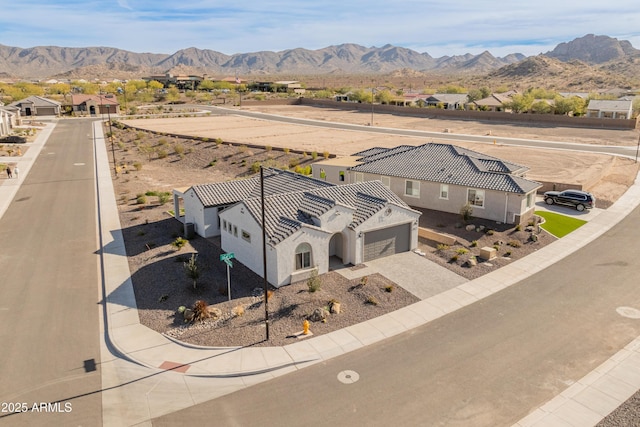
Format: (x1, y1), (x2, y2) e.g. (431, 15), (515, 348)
(303, 319), (310, 335)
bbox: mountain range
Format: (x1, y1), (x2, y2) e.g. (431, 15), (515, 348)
(1, 34), (639, 90)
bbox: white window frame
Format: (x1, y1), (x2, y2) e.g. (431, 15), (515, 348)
(440, 184), (449, 200)
(295, 243), (312, 270)
(404, 180), (420, 198)
(467, 188), (485, 208)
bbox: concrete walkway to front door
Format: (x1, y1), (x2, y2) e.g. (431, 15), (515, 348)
(334, 251), (468, 300)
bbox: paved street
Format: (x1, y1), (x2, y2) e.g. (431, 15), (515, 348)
(154, 202), (640, 426)
(0, 120), (102, 426)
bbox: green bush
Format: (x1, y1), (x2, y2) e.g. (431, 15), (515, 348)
(436, 243), (449, 251)
(470, 240), (478, 247)
(460, 203), (473, 222)
(158, 192), (171, 205)
(250, 161), (261, 173)
(136, 194), (147, 204)
(507, 240), (522, 248)
(307, 269), (321, 293)
(456, 248), (468, 255)
(171, 237), (188, 250)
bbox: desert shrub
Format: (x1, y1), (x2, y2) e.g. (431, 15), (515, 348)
(174, 144), (185, 155)
(504, 251), (512, 257)
(436, 243), (449, 252)
(456, 248), (468, 255)
(192, 300), (210, 322)
(311, 151), (318, 160)
(265, 145), (272, 152)
(289, 158), (300, 168)
(302, 151), (307, 158)
(232, 305), (245, 317)
(460, 203), (473, 222)
(450, 254), (459, 262)
(133, 161), (142, 171)
(283, 147), (290, 154)
(156, 148), (168, 159)
(238, 145), (248, 154)
(307, 268), (321, 293)
(171, 237), (188, 250)
(158, 192), (171, 205)
(215, 137), (223, 146)
(209, 159), (217, 167)
(515, 224), (522, 231)
(251, 161), (261, 173)
(492, 244), (500, 251)
(365, 296), (378, 306)
(135, 132), (145, 140)
(158, 138), (169, 146)
(470, 240), (478, 247)
(359, 276), (368, 286)
(507, 240), (522, 248)
(323, 151), (330, 159)
(485, 229), (495, 235)
(136, 194), (147, 204)
(384, 285), (394, 292)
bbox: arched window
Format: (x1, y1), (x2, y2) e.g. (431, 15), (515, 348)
(295, 243), (312, 270)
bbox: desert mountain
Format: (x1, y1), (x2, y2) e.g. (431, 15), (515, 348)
(545, 34), (640, 64)
(0, 35), (638, 90)
(0, 42), (521, 79)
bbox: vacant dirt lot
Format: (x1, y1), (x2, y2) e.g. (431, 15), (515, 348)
(122, 105), (640, 208)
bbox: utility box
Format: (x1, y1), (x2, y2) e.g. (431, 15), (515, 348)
(480, 246), (497, 260)
(184, 223), (195, 239)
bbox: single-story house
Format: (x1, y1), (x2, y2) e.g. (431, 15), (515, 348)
(8, 96), (61, 117)
(144, 73), (204, 90)
(218, 179), (421, 287)
(424, 93), (469, 110)
(69, 94), (120, 116)
(473, 91), (517, 111)
(311, 143), (542, 225)
(173, 168), (334, 239)
(586, 99), (633, 119)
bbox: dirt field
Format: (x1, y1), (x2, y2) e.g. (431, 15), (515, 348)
(122, 105), (640, 208)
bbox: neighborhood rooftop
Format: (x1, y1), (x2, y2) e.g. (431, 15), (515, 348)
(349, 143), (540, 194)
(242, 180), (415, 245)
(191, 168), (333, 207)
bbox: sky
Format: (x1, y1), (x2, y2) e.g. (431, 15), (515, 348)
(1, 1), (639, 58)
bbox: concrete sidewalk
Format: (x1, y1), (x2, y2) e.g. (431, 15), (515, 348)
(3, 120), (639, 425)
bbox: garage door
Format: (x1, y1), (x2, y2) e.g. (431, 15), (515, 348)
(363, 223), (410, 262)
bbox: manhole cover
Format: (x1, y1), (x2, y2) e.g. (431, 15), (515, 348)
(337, 370), (359, 384)
(616, 306), (640, 319)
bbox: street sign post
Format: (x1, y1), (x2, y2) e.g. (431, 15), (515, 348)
(220, 253), (235, 300)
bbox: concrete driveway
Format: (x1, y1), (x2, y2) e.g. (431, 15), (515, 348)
(534, 195), (604, 220)
(334, 251), (468, 300)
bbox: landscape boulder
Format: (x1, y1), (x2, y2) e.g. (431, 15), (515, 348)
(309, 308), (329, 322)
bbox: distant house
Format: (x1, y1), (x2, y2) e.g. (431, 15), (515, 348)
(473, 91), (517, 111)
(69, 94), (120, 116)
(173, 168), (421, 287)
(8, 96), (61, 117)
(312, 143), (541, 225)
(586, 99), (633, 119)
(144, 73), (204, 90)
(424, 93), (469, 110)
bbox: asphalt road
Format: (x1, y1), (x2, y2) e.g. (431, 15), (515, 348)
(203, 105), (638, 158)
(0, 120), (102, 426)
(154, 197), (640, 425)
